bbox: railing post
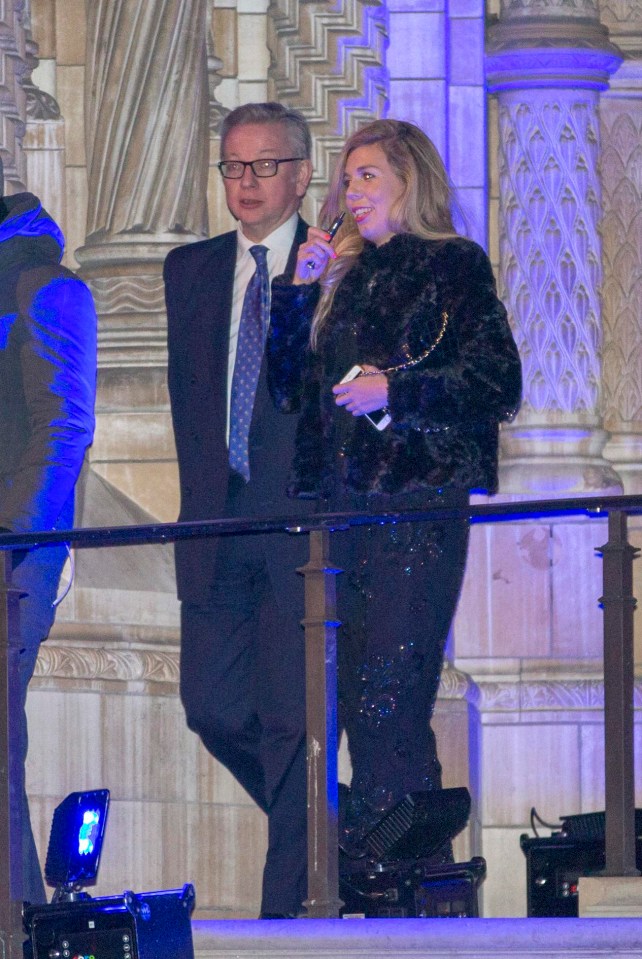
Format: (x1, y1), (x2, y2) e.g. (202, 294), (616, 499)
(299, 527), (344, 918)
(0, 550), (27, 957)
(597, 510), (640, 877)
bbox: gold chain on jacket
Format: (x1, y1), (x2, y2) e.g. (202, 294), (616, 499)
(360, 311), (449, 376)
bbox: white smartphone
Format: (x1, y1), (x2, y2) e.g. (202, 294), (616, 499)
(340, 365), (392, 431)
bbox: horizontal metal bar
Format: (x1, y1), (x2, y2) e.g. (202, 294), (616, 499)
(2, 493), (642, 552)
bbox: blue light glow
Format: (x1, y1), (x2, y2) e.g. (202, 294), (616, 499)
(78, 808), (101, 856)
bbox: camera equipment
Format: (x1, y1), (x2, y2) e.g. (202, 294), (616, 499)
(339, 786), (485, 918)
(520, 808), (642, 917)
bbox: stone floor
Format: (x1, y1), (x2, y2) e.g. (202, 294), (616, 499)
(192, 917), (642, 959)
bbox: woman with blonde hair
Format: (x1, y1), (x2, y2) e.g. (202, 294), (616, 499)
(269, 118), (521, 857)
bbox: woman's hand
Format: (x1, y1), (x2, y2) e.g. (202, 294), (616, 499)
(293, 226), (338, 285)
(332, 365), (389, 416)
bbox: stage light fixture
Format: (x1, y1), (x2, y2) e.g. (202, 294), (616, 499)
(338, 785), (486, 918)
(44, 789), (110, 902)
(23, 789), (195, 959)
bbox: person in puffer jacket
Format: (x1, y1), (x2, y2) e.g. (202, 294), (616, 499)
(0, 165), (97, 902)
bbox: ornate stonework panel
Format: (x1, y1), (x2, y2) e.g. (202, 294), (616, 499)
(267, 0), (388, 185)
(501, 0), (599, 18)
(498, 93), (603, 416)
(0, 0), (28, 187)
(600, 0), (642, 23)
(600, 102), (642, 428)
(34, 641), (180, 687)
(600, 0), (642, 54)
(90, 275), (167, 316)
(34, 643), (474, 702)
(476, 677), (642, 710)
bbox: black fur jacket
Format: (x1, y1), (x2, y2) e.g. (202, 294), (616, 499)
(268, 233), (522, 499)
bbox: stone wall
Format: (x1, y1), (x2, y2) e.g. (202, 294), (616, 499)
(6, 0), (640, 920)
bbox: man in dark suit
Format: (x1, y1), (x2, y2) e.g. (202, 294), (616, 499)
(164, 103), (314, 917)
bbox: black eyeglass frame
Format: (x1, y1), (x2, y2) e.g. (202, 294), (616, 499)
(217, 157), (306, 179)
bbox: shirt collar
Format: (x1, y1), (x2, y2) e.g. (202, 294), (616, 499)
(236, 212), (299, 260)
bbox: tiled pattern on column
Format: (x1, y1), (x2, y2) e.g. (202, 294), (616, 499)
(448, 0), (486, 243)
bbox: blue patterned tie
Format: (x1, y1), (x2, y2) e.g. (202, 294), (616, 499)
(229, 244), (270, 481)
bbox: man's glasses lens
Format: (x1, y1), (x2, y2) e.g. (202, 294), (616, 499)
(218, 158), (304, 179)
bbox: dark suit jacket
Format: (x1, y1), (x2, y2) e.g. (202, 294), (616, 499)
(164, 215), (311, 603)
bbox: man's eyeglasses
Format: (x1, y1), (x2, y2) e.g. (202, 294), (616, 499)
(217, 157), (305, 179)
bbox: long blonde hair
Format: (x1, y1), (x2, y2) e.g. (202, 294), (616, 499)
(311, 119), (459, 347)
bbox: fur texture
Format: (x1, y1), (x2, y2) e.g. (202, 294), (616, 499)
(269, 233), (522, 498)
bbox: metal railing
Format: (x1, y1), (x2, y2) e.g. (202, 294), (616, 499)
(1, 493), (641, 954)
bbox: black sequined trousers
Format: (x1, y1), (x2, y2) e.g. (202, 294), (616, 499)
(329, 488), (470, 847)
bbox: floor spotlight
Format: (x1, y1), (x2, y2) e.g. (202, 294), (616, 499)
(23, 789), (195, 959)
(44, 788), (110, 903)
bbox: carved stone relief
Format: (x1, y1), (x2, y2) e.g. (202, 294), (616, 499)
(73, 1), (212, 588)
(498, 94), (603, 418)
(0, 0), (28, 188)
(600, 0), (642, 54)
(487, 14), (623, 493)
(600, 103), (642, 430)
(598, 78), (642, 491)
(84, 0), (209, 242)
(501, 0), (599, 17)
(206, 2), (229, 135)
(267, 0), (388, 193)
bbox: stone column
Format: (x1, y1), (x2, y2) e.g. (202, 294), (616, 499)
(267, 0), (388, 216)
(76, 0), (209, 523)
(487, 3), (623, 495)
(21, 6), (66, 233)
(0, 0), (28, 189)
(597, 0), (642, 492)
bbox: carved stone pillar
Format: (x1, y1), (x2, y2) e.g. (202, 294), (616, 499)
(487, 3), (623, 495)
(598, 0), (642, 492)
(22, 13), (66, 232)
(0, 0), (28, 189)
(76, 0), (209, 518)
(267, 0), (388, 214)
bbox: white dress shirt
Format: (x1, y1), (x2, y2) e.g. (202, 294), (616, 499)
(226, 213), (299, 443)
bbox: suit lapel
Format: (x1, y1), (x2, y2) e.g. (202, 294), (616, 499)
(197, 233), (237, 410)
